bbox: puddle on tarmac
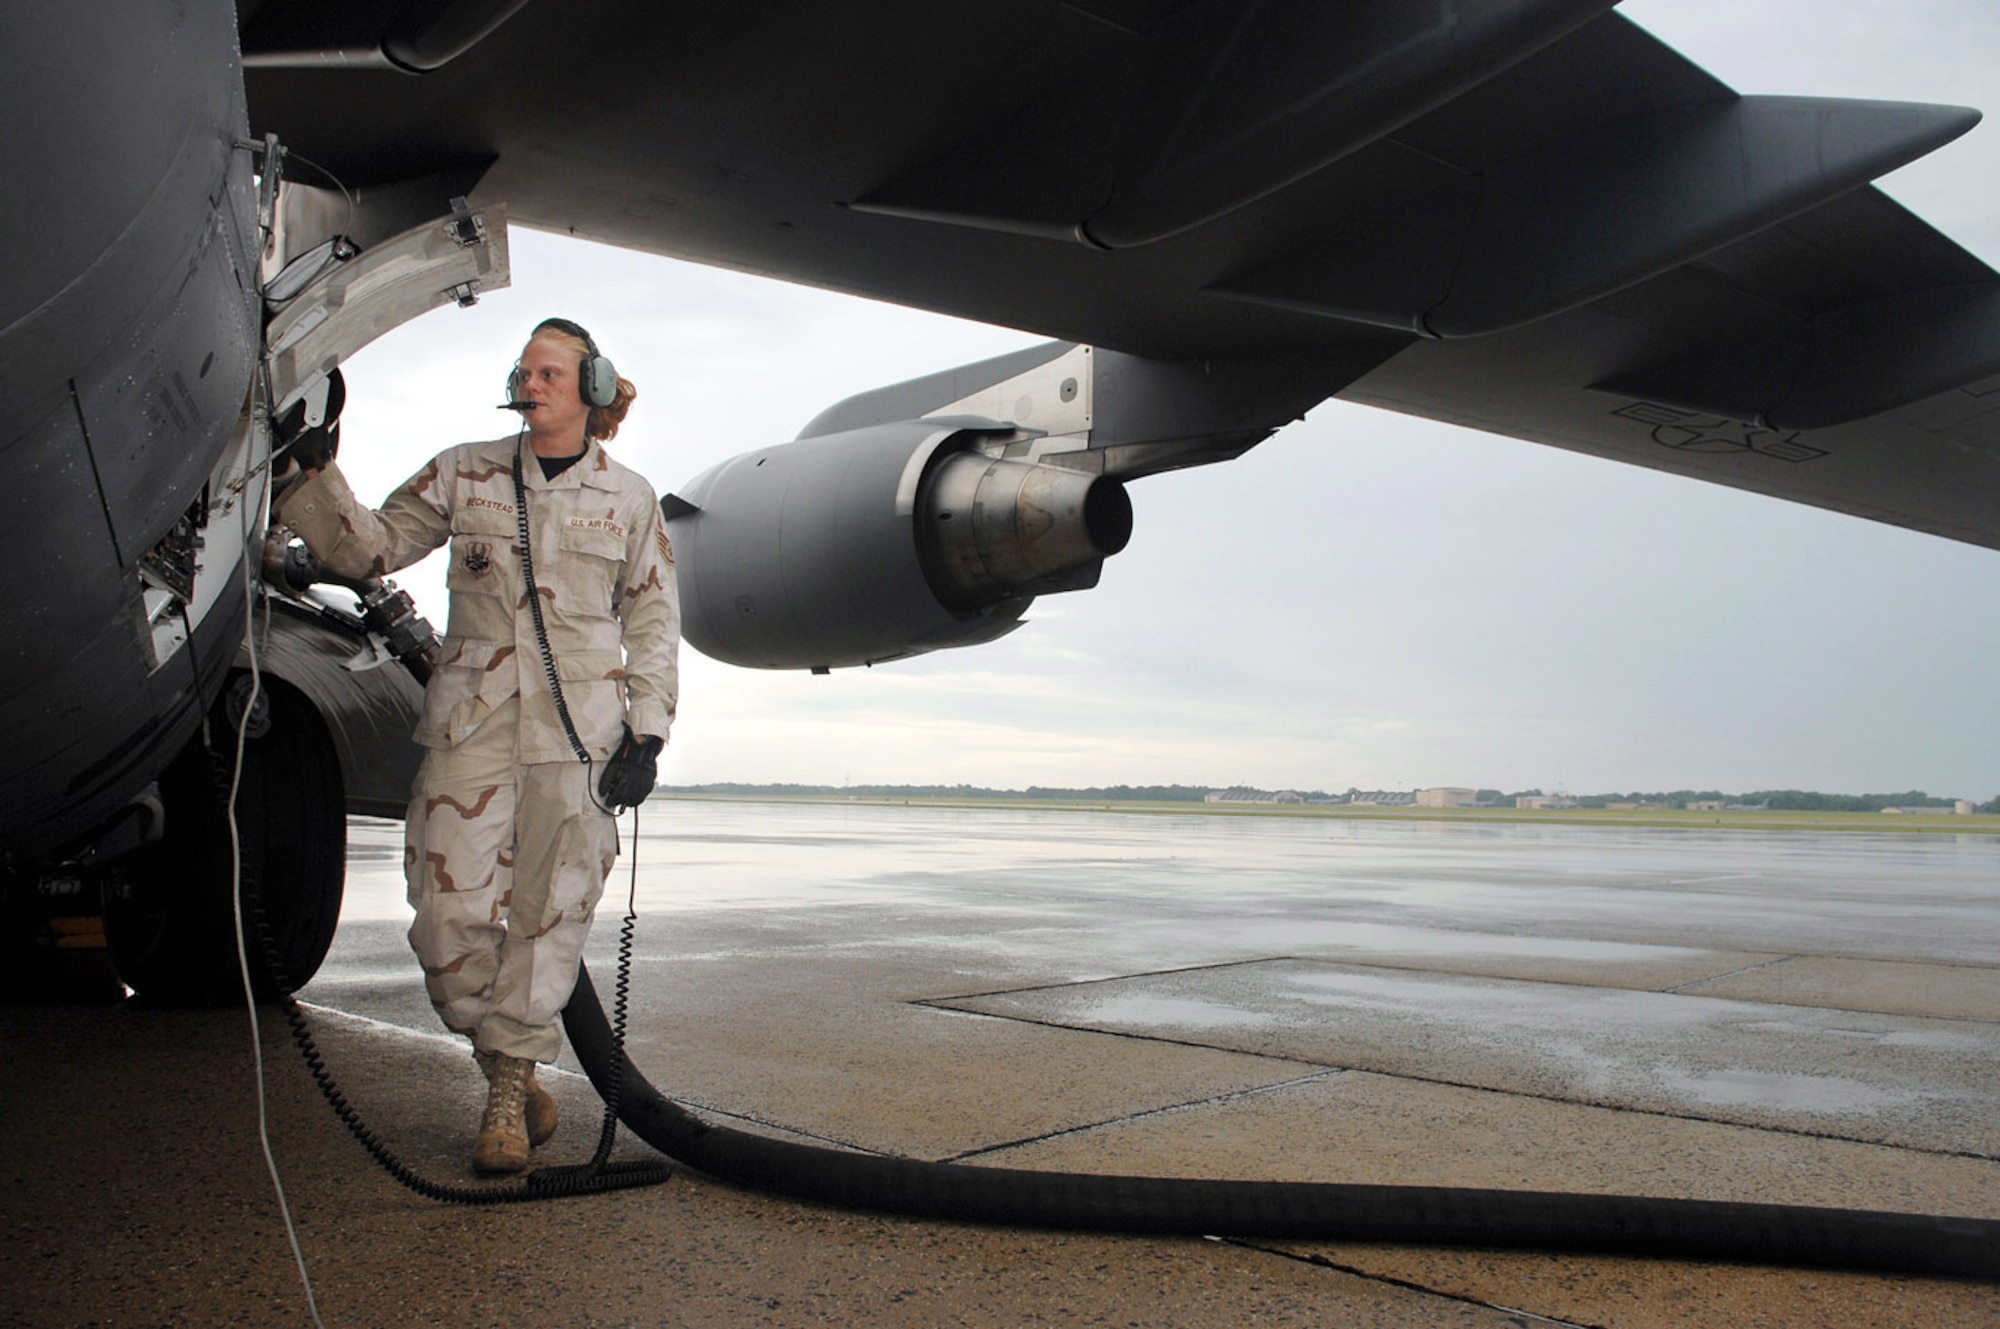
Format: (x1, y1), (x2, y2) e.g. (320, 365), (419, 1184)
(1215, 918), (1713, 964)
(1072, 992), (1271, 1030)
(1659, 1067), (1925, 1115)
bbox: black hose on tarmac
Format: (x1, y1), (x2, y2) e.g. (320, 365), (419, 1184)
(563, 966), (1998, 1279)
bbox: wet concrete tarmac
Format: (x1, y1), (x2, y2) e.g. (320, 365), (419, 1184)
(5, 799), (1998, 1326)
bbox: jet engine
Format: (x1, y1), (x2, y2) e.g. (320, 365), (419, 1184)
(666, 421), (1132, 671)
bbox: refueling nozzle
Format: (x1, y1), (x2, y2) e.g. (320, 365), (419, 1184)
(357, 578), (439, 683)
(262, 525), (322, 595)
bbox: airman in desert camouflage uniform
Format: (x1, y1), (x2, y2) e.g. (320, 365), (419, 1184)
(274, 319), (678, 1173)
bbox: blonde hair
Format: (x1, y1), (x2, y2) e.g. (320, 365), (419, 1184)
(526, 326), (638, 441)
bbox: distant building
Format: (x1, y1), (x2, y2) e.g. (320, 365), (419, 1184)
(1516, 795), (1579, 810)
(1688, 800), (1726, 812)
(1416, 787), (1477, 808)
(1882, 805), (1959, 815)
(1348, 790), (1417, 807)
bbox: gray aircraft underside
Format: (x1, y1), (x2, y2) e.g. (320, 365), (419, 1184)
(1, 0), (1996, 996)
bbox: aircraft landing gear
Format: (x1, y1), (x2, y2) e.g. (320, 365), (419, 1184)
(0, 871), (124, 1002)
(105, 673), (346, 1003)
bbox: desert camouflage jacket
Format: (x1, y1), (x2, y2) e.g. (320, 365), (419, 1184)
(276, 435), (679, 763)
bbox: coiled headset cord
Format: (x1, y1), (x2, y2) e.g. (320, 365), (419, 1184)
(255, 805), (670, 1203)
(513, 437), (619, 818)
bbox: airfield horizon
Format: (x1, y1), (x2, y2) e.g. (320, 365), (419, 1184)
(657, 792), (2000, 835)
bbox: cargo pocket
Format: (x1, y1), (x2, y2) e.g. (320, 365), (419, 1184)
(445, 508), (518, 603)
(556, 523), (627, 620)
(418, 637), (515, 747)
(555, 648), (628, 752)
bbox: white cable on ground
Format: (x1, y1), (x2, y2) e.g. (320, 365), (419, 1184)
(230, 426), (327, 1329)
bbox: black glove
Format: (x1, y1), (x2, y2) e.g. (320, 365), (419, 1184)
(273, 369), (345, 476)
(598, 726), (665, 810)
(276, 417), (340, 475)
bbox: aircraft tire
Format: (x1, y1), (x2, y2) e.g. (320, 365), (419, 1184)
(105, 674), (346, 1003)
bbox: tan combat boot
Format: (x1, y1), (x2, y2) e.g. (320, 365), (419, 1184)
(476, 1049), (558, 1147)
(472, 1053), (534, 1174)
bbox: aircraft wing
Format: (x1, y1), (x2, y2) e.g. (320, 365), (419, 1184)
(241, 2), (2000, 549)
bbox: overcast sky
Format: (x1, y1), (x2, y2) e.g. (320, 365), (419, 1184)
(331, 0), (2000, 800)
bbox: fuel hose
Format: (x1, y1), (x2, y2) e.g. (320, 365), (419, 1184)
(563, 967), (1998, 1279)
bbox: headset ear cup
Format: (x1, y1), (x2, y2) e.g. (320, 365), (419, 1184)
(581, 355), (618, 408)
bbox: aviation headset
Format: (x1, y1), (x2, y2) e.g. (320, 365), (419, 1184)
(509, 316), (620, 409)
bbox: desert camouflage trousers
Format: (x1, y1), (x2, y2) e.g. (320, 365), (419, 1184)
(403, 696), (619, 1063)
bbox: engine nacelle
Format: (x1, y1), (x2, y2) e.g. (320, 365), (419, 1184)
(665, 421), (1132, 670)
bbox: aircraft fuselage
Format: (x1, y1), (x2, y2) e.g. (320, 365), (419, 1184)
(0, 2), (263, 857)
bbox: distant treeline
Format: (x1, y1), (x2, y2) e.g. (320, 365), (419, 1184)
(665, 782), (1217, 802)
(665, 783), (1999, 813)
